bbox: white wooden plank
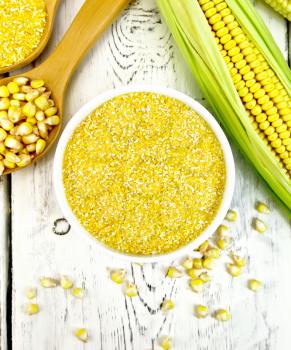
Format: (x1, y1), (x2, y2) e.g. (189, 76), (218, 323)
(10, 0), (291, 350)
(0, 175), (9, 350)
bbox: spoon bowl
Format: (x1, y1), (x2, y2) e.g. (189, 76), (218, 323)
(0, 0), (61, 75)
(0, 0), (130, 175)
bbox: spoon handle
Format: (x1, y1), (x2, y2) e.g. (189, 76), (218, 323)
(41, 0), (130, 95)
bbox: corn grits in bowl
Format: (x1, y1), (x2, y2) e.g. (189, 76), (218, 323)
(54, 86), (235, 263)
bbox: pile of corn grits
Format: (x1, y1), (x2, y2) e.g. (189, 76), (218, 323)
(63, 92), (226, 255)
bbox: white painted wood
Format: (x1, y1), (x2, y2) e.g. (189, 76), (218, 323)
(9, 0), (291, 349)
(0, 176), (8, 350)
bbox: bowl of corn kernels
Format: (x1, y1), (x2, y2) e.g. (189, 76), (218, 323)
(53, 86), (235, 263)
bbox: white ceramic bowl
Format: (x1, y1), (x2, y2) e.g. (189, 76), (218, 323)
(53, 85), (235, 263)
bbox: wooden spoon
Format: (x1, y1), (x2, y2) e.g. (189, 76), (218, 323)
(1, 0), (130, 175)
(0, 0), (61, 75)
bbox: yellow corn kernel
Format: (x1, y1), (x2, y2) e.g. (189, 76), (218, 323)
(204, 247), (220, 259)
(26, 90), (39, 102)
(187, 268), (200, 279)
(0, 98), (10, 110)
(45, 115), (60, 126)
(110, 269), (127, 284)
(226, 263), (241, 277)
(26, 117), (37, 125)
(232, 254), (246, 267)
(0, 86), (9, 98)
(44, 107), (57, 117)
(124, 282), (138, 297)
(214, 309), (231, 321)
(3, 159), (15, 169)
(202, 257), (215, 270)
(0, 128), (7, 142)
(9, 100), (20, 108)
(225, 209), (237, 222)
(192, 258), (203, 269)
(22, 134), (39, 145)
(256, 201), (270, 214)
(35, 96), (50, 110)
(17, 122), (33, 136)
(181, 257), (193, 270)
(26, 288), (37, 300)
(40, 277), (58, 288)
(198, 240), (209, 254)
(36, 111), (45, 121)
(22, 102), (36, 118)
(199, 272), (211, 283)
(253, 218), (267, 233)
(23, 303), (39, 316)
(190, 278), (204, 293)
(159, 336), (172, 350)
(35, 139), (46, 155)
(5, 135), (21, 150)
(216, 224), (229, 236)
(166, 266), (183, 278)
(31, 80), (45, 89)
(13, 93), (26, 101)
(72, 287), (85, 299)
(248, 279), (262, 292)
(7, 82), (19, 94)
(5, 152), (20, 164)
(60, 276), (73, 290)
(162, 299), (174, 313)
(75, 328), (88, 343)
(8, 107), (22, 123)
(16, 154), (31, 167)
(13, 77), (29, 86)
(217, 236), (230, 249)
(195, 305), (208, 318)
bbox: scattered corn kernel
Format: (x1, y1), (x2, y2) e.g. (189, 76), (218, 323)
(166, 267), (183, 278)
(217, 236), (231, 249)
(195, 305), (208, 318)
(190, 278), (204, 293)
(256, 201), (270, 214)
(198, 240), (209, 254)
(23, 303), (39, 316)
(231, 254), (246, 267)
(202, 257), (215, 270)
(248, 279), (262, 292)
(110, 269), (127, 284)
(75, 328), (88, 343)
(162, 299), (174, 313)
(204, 247), (220, 259)
(193, 258), (203, 269)
(26, 288), (37, 300)
(60, 276), (73, 290)
(187, 268), (200, 279)
(199, 272), (211, 283)
(40, 277), (58, 288)
(181, 257), (193, 270)
(214, 309), (231, 321)
(71, 287), (85, 299)
(226, 263), (242, 277)
(216, 224), (229, 237)
(125, 282), (138, 297)
(253, 218), (267, 233)
(159, 336), (172, 350)
(225, 209), (237, 222)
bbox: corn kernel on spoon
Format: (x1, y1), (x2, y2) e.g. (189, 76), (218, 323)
(0, 0), (61, 75)
(0, 0), (130, 175)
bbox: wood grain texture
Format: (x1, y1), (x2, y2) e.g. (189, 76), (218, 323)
(9, 0), (291, 349)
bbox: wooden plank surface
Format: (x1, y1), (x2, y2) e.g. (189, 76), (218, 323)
(9, 0), (291, 349)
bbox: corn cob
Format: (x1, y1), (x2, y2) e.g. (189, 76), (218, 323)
(263, 0), (291, 21)
(157, 0), (291, 212)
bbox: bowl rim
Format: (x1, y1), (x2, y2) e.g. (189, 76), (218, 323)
(53, 85), (235, 263)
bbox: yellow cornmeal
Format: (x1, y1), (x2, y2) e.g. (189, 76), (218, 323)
(63, 92), (226, 255)
(0, 0), (47, 69)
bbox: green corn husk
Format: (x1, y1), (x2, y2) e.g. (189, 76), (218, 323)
(263, 0), (291, 21)
(157, 0), (291, 213)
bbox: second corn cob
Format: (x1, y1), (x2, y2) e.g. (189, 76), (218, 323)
(263, 0), (291, 21)
(157, 0), (291, 212)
